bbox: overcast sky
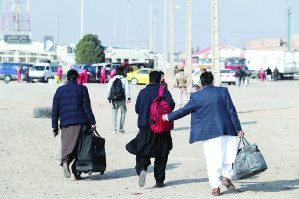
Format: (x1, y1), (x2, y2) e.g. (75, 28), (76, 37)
(1, 0), (298, 53)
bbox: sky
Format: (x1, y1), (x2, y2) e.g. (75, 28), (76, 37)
(1, 0), (299, 54)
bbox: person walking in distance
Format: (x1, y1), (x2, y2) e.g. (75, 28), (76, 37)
(174, 66), (190, 108)
(160, 71), (168, 89)
(100, 66), (106, 84)
(273, 67), (279, 81)
(52, 70), (96, 180)
(57, 65), (63, 81)
(266, 67), (272, 81)
(107, 67), (131, 134)
(82, 66), (88, 84)
(126, 71), (175, 188)
(162, 72), (244, 196)
(244, 67), (252, 87)
(17, 66), (23, 83)
(25, 65), (31, 83)
(260, 68), (265, 82)
(235, 67), (243, 87)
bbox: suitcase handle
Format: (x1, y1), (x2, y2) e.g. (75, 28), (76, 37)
(89, 128), (102, 138)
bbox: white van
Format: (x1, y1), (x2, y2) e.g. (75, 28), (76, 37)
(29, 63), (59, 82)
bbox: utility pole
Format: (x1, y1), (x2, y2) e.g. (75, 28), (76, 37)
(163, 0), (167, 72)
(186, 0), (192, 94)
(127, 0), (131, 48)
(169, 0), (174, 69)
(153, 10), (157, 53)
(149, 0), (152, 51)
(211, 0), (220, 86)
(81, 0), (84, 39)
(114, 0), (118, 47)
(287, 3), (292, 51)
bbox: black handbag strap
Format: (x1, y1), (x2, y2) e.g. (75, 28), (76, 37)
(89, 128), (101, 138)
(238, 136), (251, 149)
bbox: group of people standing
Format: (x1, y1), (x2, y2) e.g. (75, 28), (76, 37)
(259, 67), (279, 82)
(52, 66), (244, 196)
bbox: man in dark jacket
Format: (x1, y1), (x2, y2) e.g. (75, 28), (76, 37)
(162, 72), (244, 196)
(126, 71), (175, 188)
(52, 70), (96, 180)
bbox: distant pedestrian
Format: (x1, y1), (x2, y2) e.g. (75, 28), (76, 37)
(52, 69), (97, 180)
(235, 67), (243, 87)
(266, 67), (272, 81)
(259, 68), (265, 82)
(107, 67), (131, 134)
(174, 66), (190, 108)
(110, 69), (116, 79)
(82, 66), (88, 84)
(126, 71), (175, 188)
(17, 66), (23, 83)
(162, 72), (244, 196)
(273, 67), (279, 81)
(160, 71), (168, 89)
(244, 67), (252, 87)
(196, 68), (207, 90)
(57, 66), (63, 81)
(100, 66), (106, 84)
(25, 65), (31, 83)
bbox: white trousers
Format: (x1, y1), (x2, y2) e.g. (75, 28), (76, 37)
(266, 75), (271, 81)
(202, 136), (238, 189)
(177, 87), (188, 106)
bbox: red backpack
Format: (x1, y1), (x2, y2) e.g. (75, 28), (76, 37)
(150, 87), (174, 133)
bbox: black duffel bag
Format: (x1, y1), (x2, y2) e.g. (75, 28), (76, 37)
(76, 128), (106, 176)
(233, 136), (267, 179)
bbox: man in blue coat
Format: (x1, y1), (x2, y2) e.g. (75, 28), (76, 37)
(126, 71), (175, 188)
(52, 70), (96, 180)
(162, 72), (244, 196)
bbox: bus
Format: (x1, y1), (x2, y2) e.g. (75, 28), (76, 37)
(0, 63), (32, 82)
(225, 57), (246, 70)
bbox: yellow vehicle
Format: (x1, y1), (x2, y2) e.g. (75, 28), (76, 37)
(126, 68), (154, 85)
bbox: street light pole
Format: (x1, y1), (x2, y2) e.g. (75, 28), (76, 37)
(287, 3), (292, 51)
(163, 0), (167, 72)
(81, 0), (83, 39)
(186, 0), (192, 94)
(149, 0), (153, 51)
(153, 10), (157, 53)
(169, 0), (174, 69)
(114, 0), (118, 47)
(127, 0), (131, 49)
(211, 0), (220, 86)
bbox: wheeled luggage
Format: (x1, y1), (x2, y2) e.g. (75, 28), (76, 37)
(76, 129), (106, 176)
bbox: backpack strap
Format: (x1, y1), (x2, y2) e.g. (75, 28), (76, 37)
(159, 86), (164, 97)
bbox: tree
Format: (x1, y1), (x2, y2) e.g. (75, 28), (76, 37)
(75, 34), (105, 64)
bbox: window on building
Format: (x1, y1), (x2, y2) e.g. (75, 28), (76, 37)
(124, 59), (129, 63)
(30, 57), (37, 63)
(19, 57), (26, 63)
(117, 59), (121, 63)
(8, 57), (14, 62)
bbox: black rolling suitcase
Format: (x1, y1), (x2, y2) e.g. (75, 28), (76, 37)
(76, 129), (106, 176)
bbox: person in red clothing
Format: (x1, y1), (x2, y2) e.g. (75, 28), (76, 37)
(17, 66), (22, 83)
(82, 66), (88, 84)
(57, 66), (63, 81)
(101, 66), (106, 84)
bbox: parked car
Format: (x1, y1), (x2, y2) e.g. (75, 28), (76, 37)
(29, 63), (59, 83)
(220, 69), (236, 85)
(126, 68), (154, 85)
(0, 63), (32, 82)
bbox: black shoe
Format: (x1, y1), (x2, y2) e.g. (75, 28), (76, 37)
(155, 182), (165, 188)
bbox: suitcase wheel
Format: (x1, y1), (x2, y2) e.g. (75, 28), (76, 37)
(88, 171), (93, 176)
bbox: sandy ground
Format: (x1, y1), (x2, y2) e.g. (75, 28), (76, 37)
(0, 77), (299, 199)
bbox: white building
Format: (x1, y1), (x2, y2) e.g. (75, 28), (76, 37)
(0, 39), (75, 70)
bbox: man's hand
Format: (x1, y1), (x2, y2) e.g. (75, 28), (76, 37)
(162, 114), (168, 121)
(177, 85), (182, 88)
(53, 129), (59, 137)
(91, 124), (96, 130)
(238, 131), (244, 138)
(127, 99), (131, 104)
(182, 85), (187, 88)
